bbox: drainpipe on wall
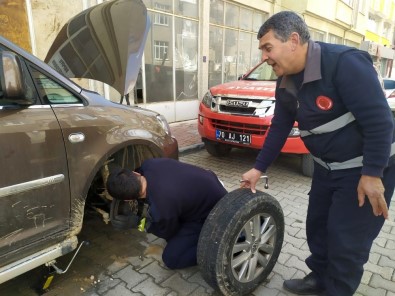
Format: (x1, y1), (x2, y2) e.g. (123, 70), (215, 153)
(25, 0), (36, 55)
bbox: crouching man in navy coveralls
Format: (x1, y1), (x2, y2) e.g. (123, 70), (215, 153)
(241, 11), (395, 296)
(106, 158), (227, 269)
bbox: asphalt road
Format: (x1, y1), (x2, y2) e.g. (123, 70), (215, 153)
(1, 147), (394, 296)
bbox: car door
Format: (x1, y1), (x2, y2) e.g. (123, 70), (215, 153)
(0, 49), (71, 266)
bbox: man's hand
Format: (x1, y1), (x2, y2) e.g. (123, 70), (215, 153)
(357, 175), (388, 219)
(240, 168), (262, 193)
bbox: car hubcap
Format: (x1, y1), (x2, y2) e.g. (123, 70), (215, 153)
(231, 214), (276, 283)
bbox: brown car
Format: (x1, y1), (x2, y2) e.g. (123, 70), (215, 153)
(0, 0), (177, 284)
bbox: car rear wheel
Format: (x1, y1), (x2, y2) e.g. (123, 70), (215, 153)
(197, 188), (284, 296)
(204, 140), (232, 157)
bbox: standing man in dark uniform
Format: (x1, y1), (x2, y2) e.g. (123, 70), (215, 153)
(106, 158), (227, 269)
(241, 11), (395, 296)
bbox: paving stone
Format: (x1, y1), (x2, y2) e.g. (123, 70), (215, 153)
(356, 283), (387, 296)
(272, 262), (298, 281)
(95, 277), (122, 294)
(103, 283), (142, 296)
(281, 243), (310, 261)
(360, 270), (373, 285)
(264, 273), (286, 290)
(277, 252), (292, 265)
(284, 255), (310, 275)
(252, 285), (280, 296)
(283, 232), (307, 249)
(368, 252), (381, 264)
(370, 274), (395, 293)
(187, 271), (214, 291)
(374, 237), (388, 248)
(112, 266), (148, 289)
(188, 286), (215, 296)
(161, 273), (199, 295)
(127, 256), (154, 271)
(364, 262), (394, 280)
(386, 239), (395, 249)
(139, 261), (174, 284)
(176, 266), (200, 280)
(132, 277), (171, 296)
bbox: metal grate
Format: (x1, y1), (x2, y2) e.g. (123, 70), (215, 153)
(211, 119), (268, 135)
(219, 105), (256, 115)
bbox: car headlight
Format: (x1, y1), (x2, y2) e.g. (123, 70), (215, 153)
(288, 127), (301, 137)
(156, 114), (171, 135)
(201, 91), (213, 108)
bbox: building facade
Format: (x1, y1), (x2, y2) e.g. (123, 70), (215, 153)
(1, 0), (395, 122)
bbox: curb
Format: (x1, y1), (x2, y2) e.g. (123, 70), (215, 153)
(179, 142), (204, 155)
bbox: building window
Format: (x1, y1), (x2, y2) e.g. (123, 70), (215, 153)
(209, 2), (268, 87)
(358, 0), (366, 13)
(328, 34), (343, 45)
(309, 28), (325, 42)
(367, 14), (378, 32)
(253, 11), (268, 33)
(210, 0), (224, 25)
(383, 23), (391, 39)
(344, 40), (359, 48)
(341, 0), (353, 6)
(154, 3), (170, 25)
(154, 41), (169, 61)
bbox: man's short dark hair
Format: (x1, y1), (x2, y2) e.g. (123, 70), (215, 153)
(106, 167), (142, 200)
(257, 11), (310, 44)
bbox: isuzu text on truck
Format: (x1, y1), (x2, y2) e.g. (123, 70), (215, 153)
(198, 61), (313, 177)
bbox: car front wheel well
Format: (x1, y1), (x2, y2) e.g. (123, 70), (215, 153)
(84, 144), (161, 228)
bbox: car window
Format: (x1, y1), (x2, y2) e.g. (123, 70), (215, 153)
(246, 62), (277, 81)
(29, 67), (82, 104)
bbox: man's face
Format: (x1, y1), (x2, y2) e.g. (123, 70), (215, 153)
(258, 29), (295, 76)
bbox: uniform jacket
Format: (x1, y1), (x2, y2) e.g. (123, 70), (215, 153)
(139, 158), (227, 240)
(255, 40), (395, 177)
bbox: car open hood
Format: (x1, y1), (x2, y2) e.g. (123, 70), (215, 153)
(44, 0), (150, 96)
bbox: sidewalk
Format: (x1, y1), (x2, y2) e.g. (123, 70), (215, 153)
(169, 119), (204, 153)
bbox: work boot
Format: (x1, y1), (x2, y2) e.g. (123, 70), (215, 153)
(283, 272), (325, 295)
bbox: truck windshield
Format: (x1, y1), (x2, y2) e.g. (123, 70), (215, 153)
(244, 62), (277, 81)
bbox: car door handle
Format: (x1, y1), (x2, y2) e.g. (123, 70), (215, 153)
(68, 133), (85, 143)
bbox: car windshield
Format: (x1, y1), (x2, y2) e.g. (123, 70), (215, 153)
(244, 62), (277, 81)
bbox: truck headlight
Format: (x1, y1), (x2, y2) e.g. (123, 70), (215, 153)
(288, 127), (301, 137)
(201, 91), (213, 108)
(156, 114), (171, 135)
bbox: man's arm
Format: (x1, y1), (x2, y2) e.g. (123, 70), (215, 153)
(241, 95), (295, 192)
(334, 51), (394, 218)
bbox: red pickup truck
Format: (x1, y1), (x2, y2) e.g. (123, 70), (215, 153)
(198, 61), (313, 177)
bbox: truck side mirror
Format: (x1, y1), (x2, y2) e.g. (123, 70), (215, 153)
(0, 51), (35, 105)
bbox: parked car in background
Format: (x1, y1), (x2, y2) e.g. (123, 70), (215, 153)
(0, 0), (178, 286)
(198, 61), (313, 177)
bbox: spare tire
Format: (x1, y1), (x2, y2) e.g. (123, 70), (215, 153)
(197, 188), (284, 296)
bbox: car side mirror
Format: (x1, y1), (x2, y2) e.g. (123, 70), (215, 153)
(0, 51), (35, 105)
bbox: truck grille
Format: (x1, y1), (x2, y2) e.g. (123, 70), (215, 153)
(212, 119), (268, 135)
(219, 105), (256, 115)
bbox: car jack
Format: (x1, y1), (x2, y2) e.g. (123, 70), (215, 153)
(39, 241), (88, 292)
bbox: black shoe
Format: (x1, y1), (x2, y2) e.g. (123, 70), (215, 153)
(283, 272), (325, 295)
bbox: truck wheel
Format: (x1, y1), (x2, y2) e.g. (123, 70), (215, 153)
(197, 188), (284, 296)
(301, 153), (314, 177)
(204, 140), (232, 157)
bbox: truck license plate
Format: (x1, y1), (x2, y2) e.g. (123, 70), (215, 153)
(216, 130), (251, 145)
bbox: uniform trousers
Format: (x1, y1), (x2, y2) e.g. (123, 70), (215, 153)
(306, 163), (395, 296)
(162, 222), (203, 269)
